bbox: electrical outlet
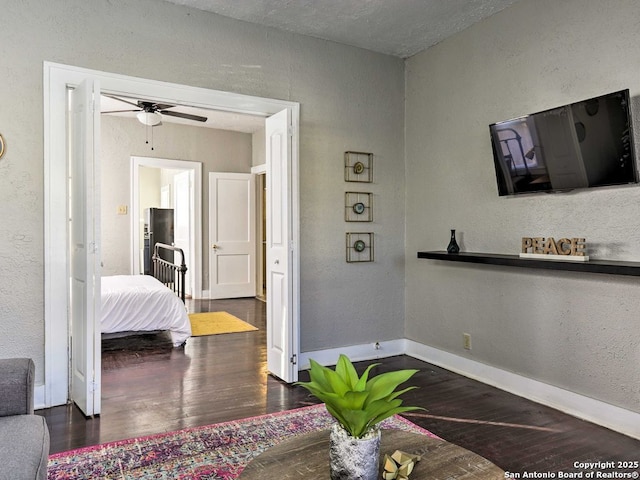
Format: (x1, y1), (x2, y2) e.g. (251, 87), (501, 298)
(463, 333), (472, 350)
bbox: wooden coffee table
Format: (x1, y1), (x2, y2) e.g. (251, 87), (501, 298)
(239, 429), (505, 479)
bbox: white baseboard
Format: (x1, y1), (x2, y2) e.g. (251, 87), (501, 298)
(35, 384), (46, 410)
(405, 340), (639, 440)
(299, 339), (640, 440)
(298, 339), (406, 370)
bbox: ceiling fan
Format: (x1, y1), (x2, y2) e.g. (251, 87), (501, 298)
(102, 94), (208, 126)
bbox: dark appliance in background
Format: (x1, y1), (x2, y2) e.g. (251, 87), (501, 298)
(143, 208), (174, 276)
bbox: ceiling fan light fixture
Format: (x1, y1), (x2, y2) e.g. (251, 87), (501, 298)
(137, 111), (162, 126)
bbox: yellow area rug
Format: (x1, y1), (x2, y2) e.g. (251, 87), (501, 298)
(188, 311), (258, 336)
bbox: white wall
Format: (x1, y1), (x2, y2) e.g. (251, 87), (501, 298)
(0, 0), (405, 380)
(100, 115), (253, 285)
(405, 0), (640, 414)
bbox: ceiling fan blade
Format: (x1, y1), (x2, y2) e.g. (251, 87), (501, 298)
(101, 109), (141, 114)
(160, 110), (208, 122)
(137, 101), (176, 111)
(103, 94), (140, 108)
(153, 103), (177, 111)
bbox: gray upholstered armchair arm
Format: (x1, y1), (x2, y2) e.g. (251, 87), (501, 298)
(0, 358), (35, 416)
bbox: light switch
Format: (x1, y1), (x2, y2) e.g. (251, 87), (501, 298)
(117, 205), (128, 215)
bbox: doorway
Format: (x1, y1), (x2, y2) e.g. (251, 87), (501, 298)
(43, 62), (300, 410)
(130, 156), (202, 299)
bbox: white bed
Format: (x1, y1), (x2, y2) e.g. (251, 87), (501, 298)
(101, 274), (191, 347)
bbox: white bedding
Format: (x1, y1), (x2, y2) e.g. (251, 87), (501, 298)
(101, 275), (191, 347)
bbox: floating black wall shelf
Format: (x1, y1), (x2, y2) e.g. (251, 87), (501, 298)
(417, 251), (640, 277)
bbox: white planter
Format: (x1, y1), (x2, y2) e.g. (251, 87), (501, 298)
(329, 423), (381, 480)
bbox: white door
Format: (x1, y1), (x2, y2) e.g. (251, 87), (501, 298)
(69, 79), (101, 416)
(266, 109), (297, 383)
(209, 172), (256, 299)
(174, 170), (192, 296)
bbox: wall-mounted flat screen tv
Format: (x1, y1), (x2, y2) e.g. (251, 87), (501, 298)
(489, 89), (638, 196)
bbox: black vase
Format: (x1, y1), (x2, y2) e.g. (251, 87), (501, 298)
(447, 229), (460, 254)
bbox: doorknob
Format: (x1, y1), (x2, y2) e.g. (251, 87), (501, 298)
(274, 259), (279, 264)
(212, 244), (219, 250)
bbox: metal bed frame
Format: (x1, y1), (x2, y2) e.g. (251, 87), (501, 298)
(152, 243), (188, 303)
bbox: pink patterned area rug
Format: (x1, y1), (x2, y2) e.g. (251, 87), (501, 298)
(48, 404), (438, 479)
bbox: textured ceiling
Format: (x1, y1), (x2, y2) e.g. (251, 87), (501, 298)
(161, 0), (520, 58)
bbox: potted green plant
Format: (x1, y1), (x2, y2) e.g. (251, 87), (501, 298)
(296, 354), (422, 480)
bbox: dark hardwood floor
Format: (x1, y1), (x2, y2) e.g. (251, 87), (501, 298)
(39, 298), (640, 475)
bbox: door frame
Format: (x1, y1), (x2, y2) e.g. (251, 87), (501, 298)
(251, 165), (267, 300)
(130, 156), (202, 298)
(173, 169), (195, 297)
(43, 62), (300, 408)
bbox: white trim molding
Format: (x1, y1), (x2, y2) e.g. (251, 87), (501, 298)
(405, 340), (640, 440)
(251, 164), (266, 174)
(44, 61), (301, 408)
(299, 339), (406, 370)
(35, 385), (45, 410)
(300, 339), (640, 440)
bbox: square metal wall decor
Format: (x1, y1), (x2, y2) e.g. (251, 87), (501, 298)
(346, 232), (374, 262)
(345, 192), (372, 222)
(344, 151), (373, 183)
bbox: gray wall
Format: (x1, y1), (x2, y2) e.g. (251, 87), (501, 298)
(101, 115), (253, 286)
(405, 0), (640, 413)
(0, 0), (405, 380)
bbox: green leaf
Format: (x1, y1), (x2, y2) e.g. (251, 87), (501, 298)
(353, 363), (379, 392)
(363, 397), (403, 425)
(307, 359), (332, 391)
(295, 383), (334, 405)
(369, 405), (424, 427)
(325, 403), (350, 431)
(340, 409), (370, 437)
(335, 354), (359, 389)
(365, 369), (418, 405)
(323, 368), (350, 397)
(341, 391), (368, 411)
(385, 386), (418, 402)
